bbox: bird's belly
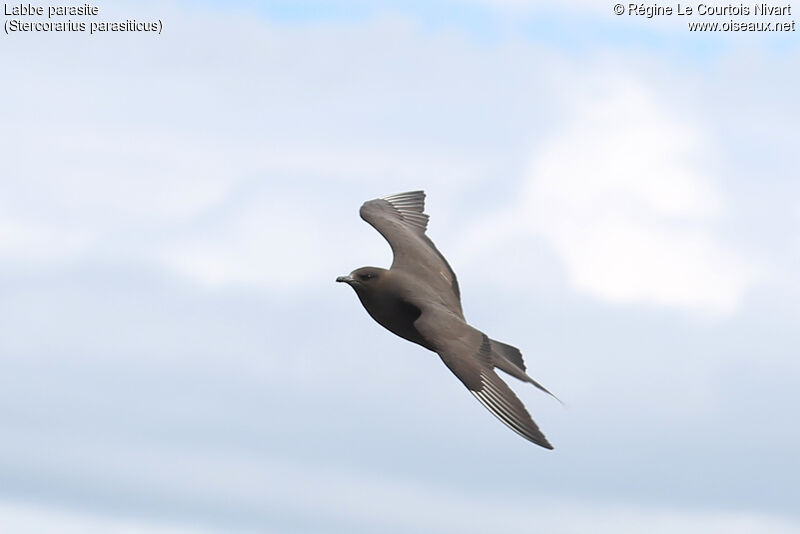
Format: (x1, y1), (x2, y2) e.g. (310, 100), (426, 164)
(376, 314), (428, 348)
(362, 298), (430, 350)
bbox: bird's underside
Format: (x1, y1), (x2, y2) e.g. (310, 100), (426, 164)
(338, 190), (556, 449)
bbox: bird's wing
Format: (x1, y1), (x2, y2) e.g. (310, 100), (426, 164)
(414, 308), (553, 449)
(359, 191), (462, 316)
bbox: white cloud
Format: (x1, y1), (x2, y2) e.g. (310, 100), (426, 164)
(3, 456), (800, 534)
(0, 11), (506, 285)
(468, 75), (755, 317)
(0, 216), (93, 263)
(0, 501), (252, 534)
(159, 196), (334, 290)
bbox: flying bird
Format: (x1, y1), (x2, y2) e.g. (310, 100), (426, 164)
(336, 191), (557, 449)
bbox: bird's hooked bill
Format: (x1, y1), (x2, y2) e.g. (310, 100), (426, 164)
(336, 275), (354, 283)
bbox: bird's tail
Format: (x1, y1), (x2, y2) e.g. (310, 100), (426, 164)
(489, 338), (562, 404)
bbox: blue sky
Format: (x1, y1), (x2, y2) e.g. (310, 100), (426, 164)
(1, 1), (799, 532)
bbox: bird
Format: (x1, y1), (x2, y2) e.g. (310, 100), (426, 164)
(336, 190), (557, 449)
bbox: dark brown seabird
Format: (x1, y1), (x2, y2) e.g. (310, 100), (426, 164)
(336, 191), (556, 449)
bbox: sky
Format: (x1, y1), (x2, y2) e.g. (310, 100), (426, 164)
(1, 0), (799, 532)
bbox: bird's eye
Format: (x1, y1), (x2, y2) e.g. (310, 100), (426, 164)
(360, 273), (376, 281)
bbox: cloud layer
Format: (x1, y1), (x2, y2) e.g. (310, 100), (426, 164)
(513, 76), (754, 316)
(1, 1), (798, 533)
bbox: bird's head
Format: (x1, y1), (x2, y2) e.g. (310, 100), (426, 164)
(336, 267), (388, 293)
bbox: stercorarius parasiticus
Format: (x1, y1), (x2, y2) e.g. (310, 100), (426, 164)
(336, 191), (556, 449)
